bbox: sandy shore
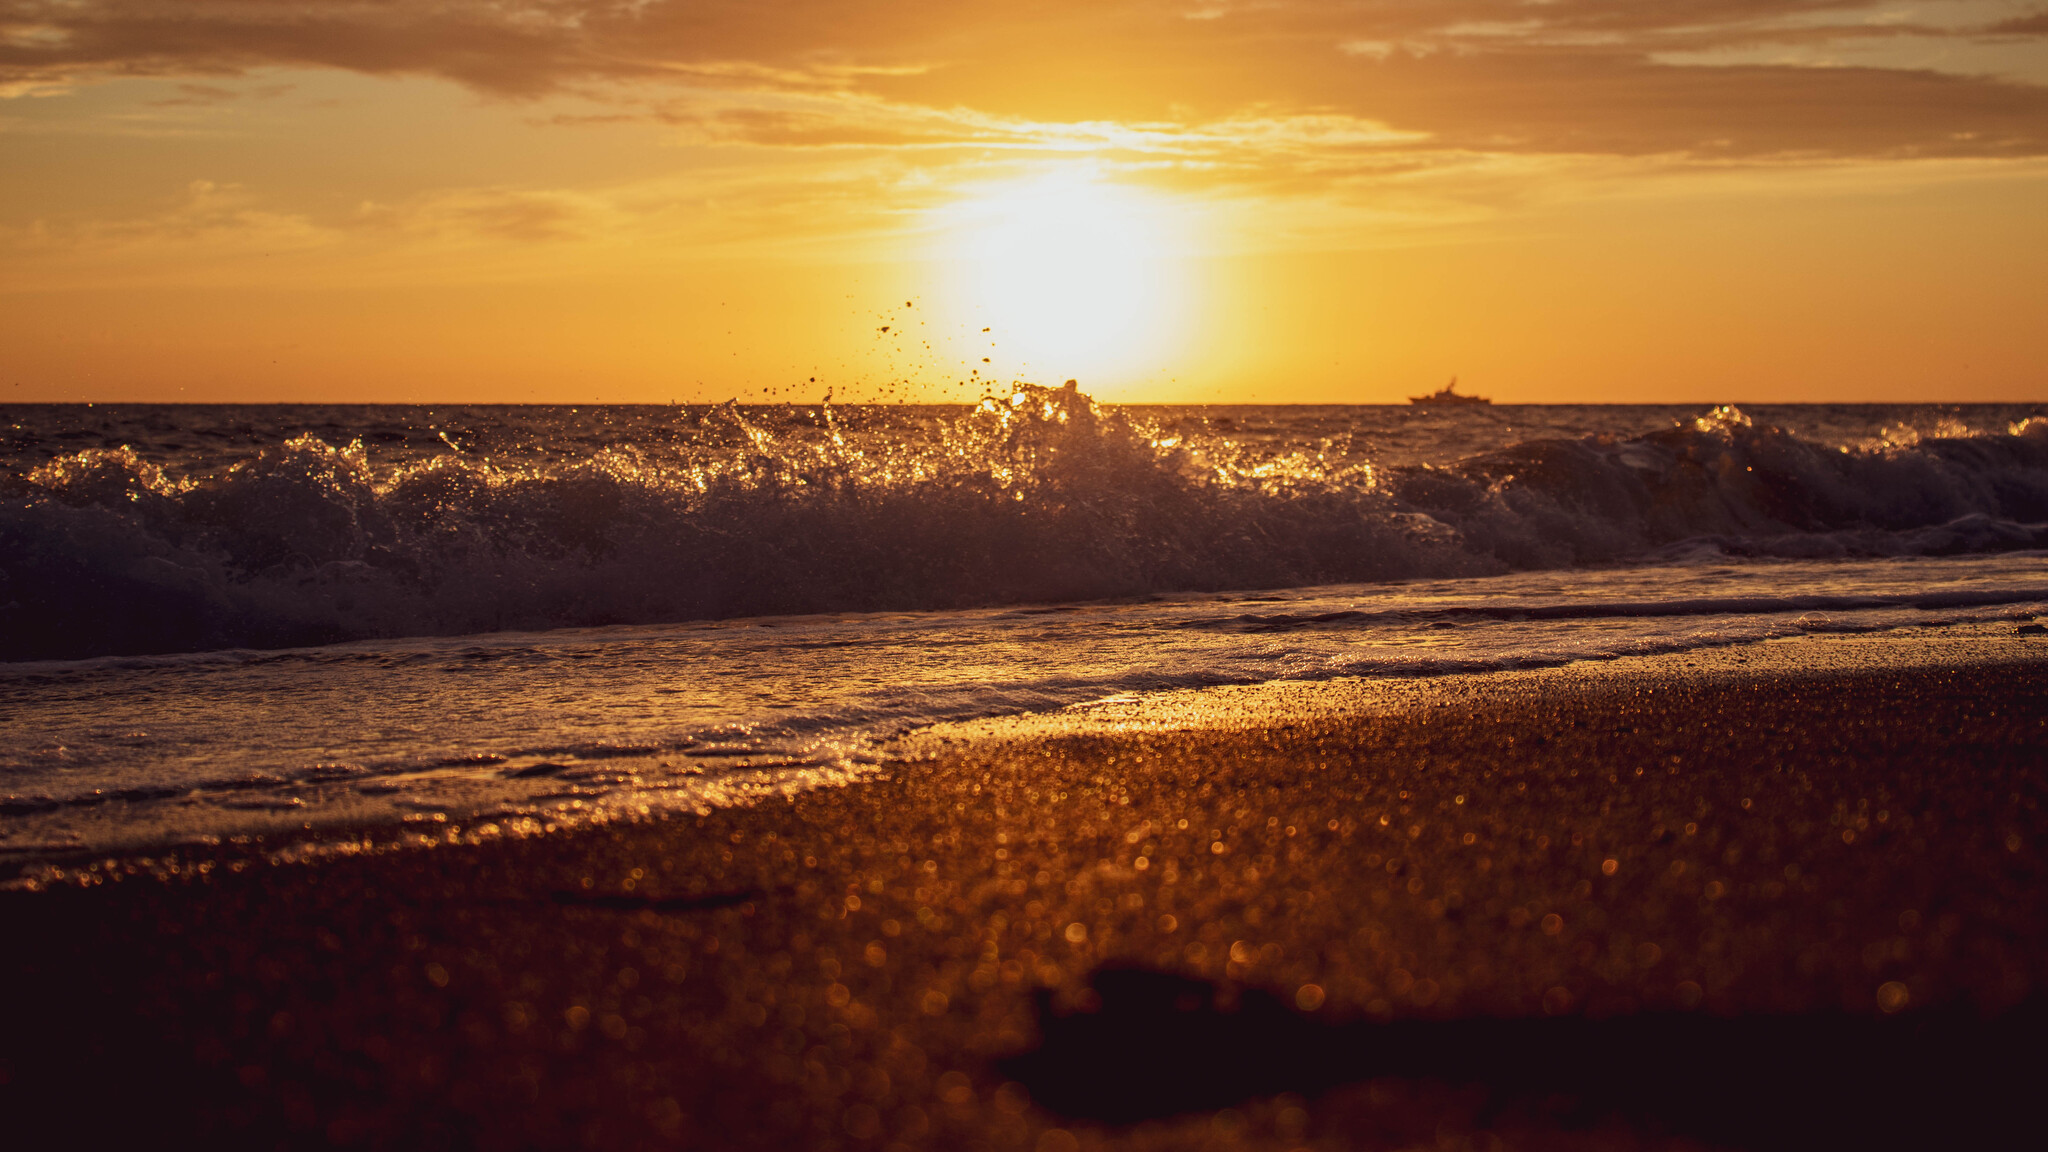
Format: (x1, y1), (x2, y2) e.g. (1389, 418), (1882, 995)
(3, 631), (2045, 1150)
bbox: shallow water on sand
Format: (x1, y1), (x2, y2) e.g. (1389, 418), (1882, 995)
(3, 553), (2043, 860)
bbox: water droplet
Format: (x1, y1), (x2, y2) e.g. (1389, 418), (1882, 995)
(1878, 981), (1910, 1013)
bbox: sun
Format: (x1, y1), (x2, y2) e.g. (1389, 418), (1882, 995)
(931, 171), (1192, 387)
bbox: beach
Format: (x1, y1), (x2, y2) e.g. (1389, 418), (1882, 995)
(12, 5), (2048, 1145)
(5, 632), (2044, 1150)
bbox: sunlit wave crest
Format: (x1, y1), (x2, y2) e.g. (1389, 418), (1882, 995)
(5, 385), (2048, 660)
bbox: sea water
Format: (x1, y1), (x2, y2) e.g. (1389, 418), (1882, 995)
(4, 391), (2045, 861)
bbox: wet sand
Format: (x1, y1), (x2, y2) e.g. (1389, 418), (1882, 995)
(4, 633), (2045, 1150)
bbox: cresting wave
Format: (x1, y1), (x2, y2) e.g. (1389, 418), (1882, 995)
(5, 388), (2047, 660)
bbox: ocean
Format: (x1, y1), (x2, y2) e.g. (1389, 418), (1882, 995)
(4, 390), (2045, 862)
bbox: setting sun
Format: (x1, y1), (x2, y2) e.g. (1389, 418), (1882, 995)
(931, 171), (1193, 386)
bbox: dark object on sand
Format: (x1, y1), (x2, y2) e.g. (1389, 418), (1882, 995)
(1409, 377), (1490, 405)
(546, 887), (763, 913)
(1002, 964), (2046, 1149)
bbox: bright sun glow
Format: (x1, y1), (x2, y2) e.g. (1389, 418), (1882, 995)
(932, 171), (1192, 387)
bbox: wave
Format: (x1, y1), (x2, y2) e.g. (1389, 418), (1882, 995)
(1183, 586), (2048, 633)
(5, 390), (2047, 660)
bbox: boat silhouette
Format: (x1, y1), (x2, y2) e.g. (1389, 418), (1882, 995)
(1409, 377), (1490, 405)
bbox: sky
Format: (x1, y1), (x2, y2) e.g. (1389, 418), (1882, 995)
(3, 1), (2046, 404)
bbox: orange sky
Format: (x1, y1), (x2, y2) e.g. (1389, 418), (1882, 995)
(3, 1), (2046, 403)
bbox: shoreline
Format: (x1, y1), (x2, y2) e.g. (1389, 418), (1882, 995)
(888, 624), (2048, 753)
(3, 632), (2045, 1148)
(7, 625), (2042, 883)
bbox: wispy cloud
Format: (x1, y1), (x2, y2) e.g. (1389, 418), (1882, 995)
(1986, 10), (2048, 35)
(2, 1), (2044, 161)
(146, 81), (236, 106)
(6, 0), (2048, 290)
(0, 178), (332, 275)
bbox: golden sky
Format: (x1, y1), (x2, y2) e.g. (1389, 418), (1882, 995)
(4, 1), (2046, 403)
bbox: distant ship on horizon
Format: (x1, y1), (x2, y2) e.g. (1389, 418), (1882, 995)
(1409, 377), (1491, 406)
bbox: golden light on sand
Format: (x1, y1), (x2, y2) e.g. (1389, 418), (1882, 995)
(932, 171), (1193, 385)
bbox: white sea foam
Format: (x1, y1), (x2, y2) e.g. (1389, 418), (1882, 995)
(4, 391), (2045, 661)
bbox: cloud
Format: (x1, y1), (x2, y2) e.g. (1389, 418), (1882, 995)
(0, 178), (332, 276)
(146, 81), (237, 105)
(1986, 12), (2048, 36)
(352, 188), (603, 242)
(2, 1), (2046, 160)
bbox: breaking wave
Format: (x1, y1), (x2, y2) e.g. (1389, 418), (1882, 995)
(5, 388), (2047, 660)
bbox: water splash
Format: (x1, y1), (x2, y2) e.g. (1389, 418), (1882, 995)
(4, 387), (2046, 660)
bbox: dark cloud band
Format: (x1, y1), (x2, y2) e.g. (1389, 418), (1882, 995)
(5, 1), (2046, 157)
